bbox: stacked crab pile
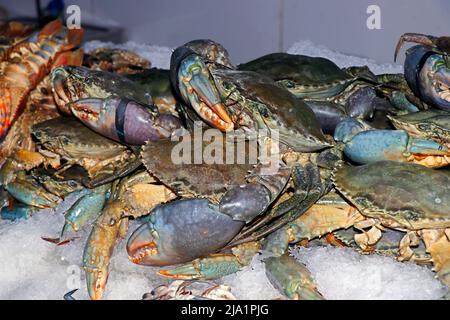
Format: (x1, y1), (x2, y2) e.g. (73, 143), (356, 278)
(0, 23), (449, 300)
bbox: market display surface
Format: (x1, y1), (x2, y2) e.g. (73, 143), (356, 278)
(0, 21), (449, 300)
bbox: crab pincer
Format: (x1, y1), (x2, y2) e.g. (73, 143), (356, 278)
(334, 118), (450, 168)
(69, 96), (182, 145)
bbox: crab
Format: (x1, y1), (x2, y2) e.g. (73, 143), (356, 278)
(83, 47), (151, 75)
(261, 160), (450, 295)
(50, 65), (183, 144)
(170, 44), (330, 151)
(388, 109), (450, 145)
(237, 52), (420, 117)
(0, 116), (141, 210)
(0, 48), (84, 166)
(123, 114), (331, 299)
(395, 33), (450, 111)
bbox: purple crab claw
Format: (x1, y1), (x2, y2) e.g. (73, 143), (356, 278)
(403, 45), (450, 111)
(70, 97), (182, 145)
(127, 199), (245, 266)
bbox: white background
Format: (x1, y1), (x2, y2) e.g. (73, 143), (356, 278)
(2, 1), (450, 66)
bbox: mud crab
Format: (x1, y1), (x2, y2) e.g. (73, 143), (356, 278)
(169, 44), (329, 151)
(126, 133), (327, 299)
(50, 66), (183, 144)
(83, 47), (151, 74)
(238, 52), (419, 117)
(261, 161), (450, 295)
(0, 117), (140, 210)
(395, 33), (450, 111)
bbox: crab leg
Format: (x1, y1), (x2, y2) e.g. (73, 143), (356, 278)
(59, 184), (111, 240)
(262, 200), (365, 255)
(84, 172), (175, 300)
(158, 242), (260, 280)
(69, 96), (182, 145)
(83, 199), (122, 300)
(265, 254), (324, 300)
(395, 33), (437, 62)
(230, 163), (330, 247)
(420, 229), (450, 290)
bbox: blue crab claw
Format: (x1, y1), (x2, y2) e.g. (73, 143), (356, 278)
(335, 118), (449, 166)
(265, 255), (324, 300)
(5, 179), (60, 208)
(56, 185), (110, 241)
(170, 47), (234, 132)
(157, 254), (244, 280)
(127, 198), (245, 266)
(404, 45), (450, 111)
(70, 97), (182, 145)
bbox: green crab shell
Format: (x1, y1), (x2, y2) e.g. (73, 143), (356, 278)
(388, 110), (450, 143)
(211, 68), (329, 152)
(140, 134), (255, 199)
(333, 161), (450, 230)
(32, 117), (129, 160)
(238, 52), (351, 85)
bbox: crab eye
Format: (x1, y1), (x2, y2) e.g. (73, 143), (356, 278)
(405, 210), (419, 221)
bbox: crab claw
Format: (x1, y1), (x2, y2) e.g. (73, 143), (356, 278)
(70, 97), (182, 145)
(51, 67), (74, 114)
(5, 179), (60, 208)
(265, 254), (324, 300)
(171, 48), (234, 132)
(127, 199), (245, 266)
(335, 118), (450, 167)
(84, 266), (109, 301)
(404, 45), (450, 111)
